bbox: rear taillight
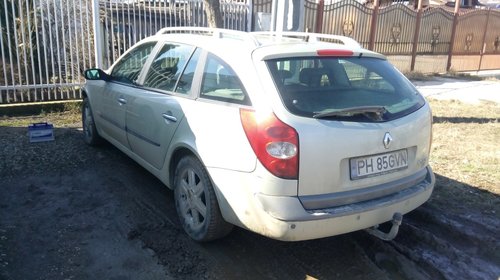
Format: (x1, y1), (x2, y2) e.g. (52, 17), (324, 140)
(240, 109), (299, 179)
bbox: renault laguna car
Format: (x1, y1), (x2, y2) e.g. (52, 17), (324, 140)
(82, 27), (435, 242)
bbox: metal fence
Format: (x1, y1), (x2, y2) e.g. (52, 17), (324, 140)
(305, 0), (500, 73)
(0, 0), (250, 104)
(1, 0), (95, 103)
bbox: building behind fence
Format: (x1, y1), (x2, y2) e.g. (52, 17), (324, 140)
(1, 0), (499, 104)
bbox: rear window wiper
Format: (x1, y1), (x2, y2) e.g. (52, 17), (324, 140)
(313, 106), (387, 121)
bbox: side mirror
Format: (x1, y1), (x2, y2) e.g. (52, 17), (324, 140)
(84, 68), (109, 81)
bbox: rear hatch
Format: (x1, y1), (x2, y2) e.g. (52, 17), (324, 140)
(265, 55), (431, 206)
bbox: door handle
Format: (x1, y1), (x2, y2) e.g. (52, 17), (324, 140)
(117, 97), (127, 105)
(162, 113), (177, 123)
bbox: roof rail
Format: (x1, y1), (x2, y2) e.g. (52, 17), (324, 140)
(252, 31), (362, 49)
(156, 27), (260, 46)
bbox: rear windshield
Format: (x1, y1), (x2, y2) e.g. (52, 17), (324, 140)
(266, 57), (425, 122)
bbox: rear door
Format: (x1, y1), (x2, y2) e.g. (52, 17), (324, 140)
(126, 43), (200, 169)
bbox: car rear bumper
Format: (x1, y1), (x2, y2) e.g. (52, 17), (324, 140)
(209, 165), (435, 241)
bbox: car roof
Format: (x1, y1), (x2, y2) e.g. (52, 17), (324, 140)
(143, 27), (386, 62)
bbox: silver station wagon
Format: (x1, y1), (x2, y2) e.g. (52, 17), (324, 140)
(82, 27), (435, 242)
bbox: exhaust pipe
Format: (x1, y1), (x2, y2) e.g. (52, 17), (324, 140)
(365, 212), (403, 241)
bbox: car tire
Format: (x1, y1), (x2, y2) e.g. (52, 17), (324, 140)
(82, 98), (103, 146)
(174, 156), (233, 242)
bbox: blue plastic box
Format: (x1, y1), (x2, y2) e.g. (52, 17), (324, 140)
(28, 122), (55, 143)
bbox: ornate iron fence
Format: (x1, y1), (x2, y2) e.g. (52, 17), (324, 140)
(307, 0), (500, 73)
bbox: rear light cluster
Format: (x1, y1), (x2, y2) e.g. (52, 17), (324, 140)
(240, 109), (299, 179)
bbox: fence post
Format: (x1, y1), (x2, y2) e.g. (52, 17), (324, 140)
(91, 0), (103, 68)
(478, 8), (491, 71)
(446, 0), (460, 71)
(247, 0), (253, 32)
(410, 0), (423, 71)
(368, 0), (380, 51)
(315, 0), (324, 33)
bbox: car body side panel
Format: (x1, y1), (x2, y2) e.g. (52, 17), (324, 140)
(126, 90), (184, 170)
(167, 98), (257, 173)
(88, 81), (130, 149)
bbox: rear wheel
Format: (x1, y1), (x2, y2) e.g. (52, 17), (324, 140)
(82, 98), (102, 146)
(174, 156), (233, 242)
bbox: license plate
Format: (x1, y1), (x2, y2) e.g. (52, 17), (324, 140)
(350, 149), (408, 180)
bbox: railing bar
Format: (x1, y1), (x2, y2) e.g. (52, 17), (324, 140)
(66, 0), (75, 98)
(114, 2), (121, 58)
(74, 1), (82, 79)
(33, 0), (43, 101)
(103, 2), (110, 68)
(59, 0), (69, 99)
(52, 0), (63, 100)
(169, 1), (172, 27)
(163, 1), (167, 30)
(126, 2), (132, 50)
(138, 2), (143, 40)
(40, 0), (50, 101)
(19, 0), (31, 101)
(121, 2), (126, 53)
(0, 3), (7, 103)
(85, 0), (93, 68)
(26, 0), (36, 101)
(11, 0), (23, 102)
(7, 1), (18, 101)
(109, 1), (116, 62)
(132, 1), (137, 46)
(147, 1), (151, 35)
(77, 0), (86, 73)
(153, 0), (158, 33)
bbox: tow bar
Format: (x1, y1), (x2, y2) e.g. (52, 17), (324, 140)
(365, 212), (403, 241)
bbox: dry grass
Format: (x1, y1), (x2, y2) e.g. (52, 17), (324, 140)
(429, 99), (500, 195)
(0, 103), (81, 128)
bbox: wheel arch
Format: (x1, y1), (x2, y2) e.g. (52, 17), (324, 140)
(168, 146), (199, 188)
(166, 145), (233, 225)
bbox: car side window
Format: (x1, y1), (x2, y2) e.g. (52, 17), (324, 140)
(111, 42), (156, 85)
(175, 48), (201, 94)
(143, 43), (194, 92)
(200, 53), (249, 105)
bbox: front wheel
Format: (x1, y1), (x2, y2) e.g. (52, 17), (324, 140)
(82, 98), (103, 146)
(174, 156), (233, 242)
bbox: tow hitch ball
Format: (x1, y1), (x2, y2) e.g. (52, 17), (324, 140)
(365, 212), (403, 241)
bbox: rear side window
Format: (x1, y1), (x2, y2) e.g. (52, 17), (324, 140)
(200, 53), (250, 105)
(143, 43), (194, 92)
(267, 57), (425, 122)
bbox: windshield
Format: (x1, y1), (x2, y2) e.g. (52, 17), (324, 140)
(266, 57), (425, 122)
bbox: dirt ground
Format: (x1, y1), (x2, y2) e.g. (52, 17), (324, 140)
(0, 105), (499, 279)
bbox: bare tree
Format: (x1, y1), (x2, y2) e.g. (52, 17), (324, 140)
(203, 0), (223, 28)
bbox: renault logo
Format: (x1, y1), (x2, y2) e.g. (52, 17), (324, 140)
(383, 132), (393, 149)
